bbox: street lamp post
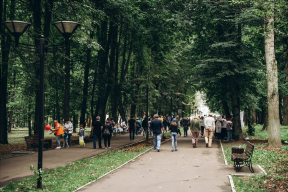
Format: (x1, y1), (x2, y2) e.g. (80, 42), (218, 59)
(3, 20), (80, 189)
(53, 21), (80, 120)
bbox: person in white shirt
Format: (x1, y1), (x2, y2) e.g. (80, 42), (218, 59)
(64, 119), (73, 146)
(204, 114), (215, 148)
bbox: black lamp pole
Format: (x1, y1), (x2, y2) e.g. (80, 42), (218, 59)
(37, 35), (45, 189)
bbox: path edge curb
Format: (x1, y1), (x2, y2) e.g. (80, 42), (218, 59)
(228, 175), (237, 192)
(72, 138), (170, 192)
(220, 140), (228, 165)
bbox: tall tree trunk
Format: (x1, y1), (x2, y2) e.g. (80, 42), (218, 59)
(222, 99), (231, 118)
(283, 95), (288, 125)
(230, 80), (242, 140)
(264, 11), (281, 147)
(282, 40), (288, 125)
(80, 31), (94, 128)
(249, 107), (256, 125)
(0, 0), (15, 144)
(262, 105), (268, 130)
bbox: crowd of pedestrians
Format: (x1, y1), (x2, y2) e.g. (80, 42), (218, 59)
(48, 112), (234, 151)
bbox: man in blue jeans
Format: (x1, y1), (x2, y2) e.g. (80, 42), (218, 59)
(150, 114), (164, 152)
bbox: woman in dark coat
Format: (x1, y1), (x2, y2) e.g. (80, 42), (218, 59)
(102, 119), (113, 149)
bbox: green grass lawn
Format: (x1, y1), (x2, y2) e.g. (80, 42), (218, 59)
(7, 128), (92, 144)
(242, 124), (288, 141)
(223, 142), (288, 191)
(1, 144), (150, 192)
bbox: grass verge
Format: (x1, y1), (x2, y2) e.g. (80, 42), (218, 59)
(0, 142), (152, 192)
(223, 142), (288, 191)
(242, 124), (288, 140)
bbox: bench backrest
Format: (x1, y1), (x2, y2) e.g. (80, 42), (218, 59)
(24, 136), (39, 142)
(245, 141), (254, 158)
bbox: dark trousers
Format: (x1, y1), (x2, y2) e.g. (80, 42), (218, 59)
(93, 133), (102, 148)
(177, 129), (181, 136)
(201, 126), (204, 136)
(130, 129), (135, 140)
(184, 129), (188, 137)
(68, 134), (72, 145)
(103, 135), (111, 147)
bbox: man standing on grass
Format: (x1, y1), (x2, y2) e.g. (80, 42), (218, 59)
(150, 114), (164, 152)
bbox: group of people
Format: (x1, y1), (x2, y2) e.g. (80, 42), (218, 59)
(49, 113), (233, 152)
(50, 116), (114, 150)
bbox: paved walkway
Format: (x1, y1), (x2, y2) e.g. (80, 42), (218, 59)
(79, 137), (232, 192)
(0, 134), (146, 187)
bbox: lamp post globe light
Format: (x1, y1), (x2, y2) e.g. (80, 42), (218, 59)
(3, 20), (31, 46)
(3, 20), (80, 189)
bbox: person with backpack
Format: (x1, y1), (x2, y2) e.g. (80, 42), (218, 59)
(163, 116), (168, 133)
(226, 118), (233, 141)
(136, 118), (141, 135)
(102, 119), (113, 149)
(190, 116), (201, 148)
(183, 118), (189, 137)
(128, 116), (136, 141)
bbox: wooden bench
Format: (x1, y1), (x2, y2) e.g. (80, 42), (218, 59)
(231, 141), (255, 173)
(24, 136), (51, 151)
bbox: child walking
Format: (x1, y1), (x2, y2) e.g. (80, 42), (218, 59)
(78, 124), (86, 147)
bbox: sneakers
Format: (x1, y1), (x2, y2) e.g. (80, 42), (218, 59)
(55, 147), (61, 149)
(157, 149), (160, 152)
(105, 147), (107, 149)
(206, 143), (208, 148)
(171, 150), (174, 152)
(175, 149), (178, 151)
(108, 147), (111, 149)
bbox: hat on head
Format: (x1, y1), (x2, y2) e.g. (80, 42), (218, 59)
(173, 118), (176, 122)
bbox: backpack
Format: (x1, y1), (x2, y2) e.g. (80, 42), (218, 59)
(103, 125), (110, 136)
(136, 121), (141, 128)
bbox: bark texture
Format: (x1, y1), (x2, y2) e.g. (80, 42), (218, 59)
(264, 14), (282, 147)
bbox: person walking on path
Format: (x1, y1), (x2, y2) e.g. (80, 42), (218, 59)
(51, 120), (64, 149)
(150, 114), (164, 152)
(102, 120), (113, 149)
(78, 124), (86, 147)
(226, 118), (233, 141)
(92, 116), (103, 149)
(204, 114), (215, 148)
(128, 116), (136, 141)
(64, 119), (73, 146)
(169, 118), (178, 152)
(199, 116), (205, 137)
(136, 118), (141, 136)
(221, 116), (227, 140)
(183, 118), (189, 137)
(190, 116), (201, 148)
(176, 116), (181, 136)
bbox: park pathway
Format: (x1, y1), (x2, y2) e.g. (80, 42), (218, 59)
(0, 134), (145, 187)
(79, 137), (232, 192)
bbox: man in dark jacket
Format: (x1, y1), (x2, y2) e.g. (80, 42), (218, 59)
(150, 114), (164, 152)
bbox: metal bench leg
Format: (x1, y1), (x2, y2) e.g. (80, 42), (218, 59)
(248, 160), (254, 173)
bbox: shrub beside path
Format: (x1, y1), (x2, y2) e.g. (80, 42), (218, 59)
(79, 137), (232, 192)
